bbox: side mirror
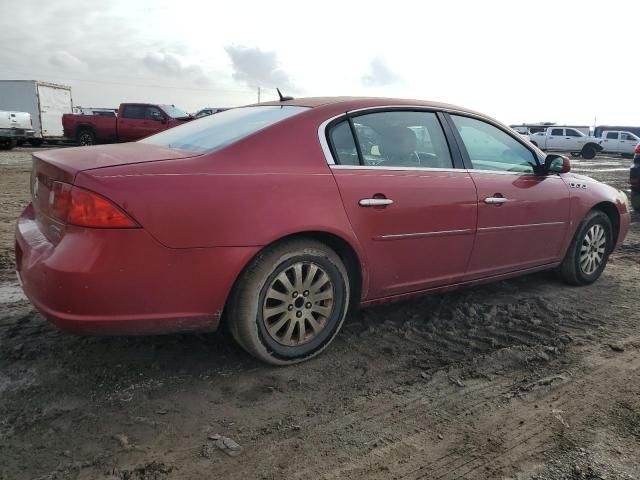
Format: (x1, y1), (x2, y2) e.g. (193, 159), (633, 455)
(544, 154), (571, 174)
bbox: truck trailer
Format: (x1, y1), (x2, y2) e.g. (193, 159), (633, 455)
(0, 80), (73, 146)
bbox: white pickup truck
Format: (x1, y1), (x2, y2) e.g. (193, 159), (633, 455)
(599, 130), (640, 157)
(528, 127), (603, 159)
(0, 111), (35, 150)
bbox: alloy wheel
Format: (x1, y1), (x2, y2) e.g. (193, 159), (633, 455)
(262, 262), (335, 347)
(579, 224), (606, 275)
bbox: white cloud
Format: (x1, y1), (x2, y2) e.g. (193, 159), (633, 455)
(362, 57), (401, 87)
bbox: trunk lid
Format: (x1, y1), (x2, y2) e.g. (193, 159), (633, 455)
(30, 143), (199, 244)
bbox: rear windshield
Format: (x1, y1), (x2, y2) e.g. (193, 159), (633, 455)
(141, 106), (309, 153)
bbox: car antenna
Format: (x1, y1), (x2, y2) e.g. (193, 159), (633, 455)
(277, 88), (294, 102)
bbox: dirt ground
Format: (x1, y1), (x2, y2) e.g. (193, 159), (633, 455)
(1, 147), (639, 480)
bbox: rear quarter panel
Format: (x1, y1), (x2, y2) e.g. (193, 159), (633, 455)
(74, 108), (369, 288)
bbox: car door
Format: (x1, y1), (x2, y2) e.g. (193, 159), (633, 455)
(546, 128), (565, 150)
(141, 106), (168, 138)
(118, 105), (148, 142)
(445, 114), (571, 279)
(565, 128), (586, 151)
(620, 132), (639, 154)
(602, 131), (620, 153)
(327, 110), (478, 299)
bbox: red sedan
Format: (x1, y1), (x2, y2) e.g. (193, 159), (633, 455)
(15, 97), (631, 364)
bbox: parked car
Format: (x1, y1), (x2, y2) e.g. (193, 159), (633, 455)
(528, 127), (603, 159)
(0, 80), (73, 146)
(599, 130), (640, 157)
(62, 103), (193, 145)
(194, 107), (229, 118)
(15, 97), (631, 365)
(0, 110), (35, 149)
(630, 143), (640, 211)
(595, 125), (640, 139)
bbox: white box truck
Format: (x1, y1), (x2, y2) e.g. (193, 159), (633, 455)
(0, 80), (73, 146)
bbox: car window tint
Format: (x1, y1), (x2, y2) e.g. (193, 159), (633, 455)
(350, 111), (453, 169)
(122, 105), (145, 119)
(621, 133), (634, 141)
(551, 128), (563, 136)
(328, 121), (359, 165)
(451, 115), (537, 173)
(141, 106), (308, 153)
(606, 132), (618, 139)
(566, 129), (581, 137)
(145, 107), (163, 121)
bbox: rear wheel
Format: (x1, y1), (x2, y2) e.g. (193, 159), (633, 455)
(558, 210), (613, 285)
(78, 129), (96, 146)
(581, 145), (597, 159)
(228, 239), (350, 365)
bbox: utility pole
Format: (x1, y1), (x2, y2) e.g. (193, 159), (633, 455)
(257, 86), (261, 103)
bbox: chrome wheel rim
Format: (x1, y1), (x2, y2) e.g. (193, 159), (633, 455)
(580, 224), (606, 275)
(262, 262), (335, 347)
(79, 133), (92, 145)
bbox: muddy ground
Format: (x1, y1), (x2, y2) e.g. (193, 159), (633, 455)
(1, 147), (639, 480)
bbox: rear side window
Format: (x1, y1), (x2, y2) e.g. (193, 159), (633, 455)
(122, 105), (146, 119)
(329, 121), (359, 165)
(141, 106), (309, 153)
(346, 110), (453, 169)
(606, 132), (618, 139)
(451, 115), (537, 173)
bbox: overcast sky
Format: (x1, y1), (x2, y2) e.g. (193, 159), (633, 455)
(1, 0), (638, 125)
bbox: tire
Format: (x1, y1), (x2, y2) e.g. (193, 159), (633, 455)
(558, 210), (613, 286)
(581, 145), (597, 159)
(28, 138), (44, 147)
(227, 239), (350, 365)
(77, 129), (96, 146)
(631, 191), (640, 212)
(0, 138), (16, 150)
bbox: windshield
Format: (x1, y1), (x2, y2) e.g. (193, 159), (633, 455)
(141, 105), (309, 153)
(161, 105), (191, 119)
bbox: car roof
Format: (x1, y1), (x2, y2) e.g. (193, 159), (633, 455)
(253, 96), (482, 116)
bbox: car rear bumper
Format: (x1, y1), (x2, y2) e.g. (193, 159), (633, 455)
(15, 204), (259, 335)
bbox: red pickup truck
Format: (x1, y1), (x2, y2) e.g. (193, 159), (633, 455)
(62, 103), (193, 145)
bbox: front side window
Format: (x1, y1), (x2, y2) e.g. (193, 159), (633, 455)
(551, 128), (564, 136)
(621, 132), (636, 141)
(346, 111), (453, 168)
(145, 107), (164, 121)
(141, 106), (308, 153)
(450, 115), (537, 173)
(565, 129), (582, 137)
(606, 132), (618, 139)
(160, 105), (190, 119)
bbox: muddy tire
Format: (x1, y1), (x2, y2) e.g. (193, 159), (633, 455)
(631, 192), (640, 211)
(78, 129), (96, 146)
(558, 210), (613, 286)
(0, 138), (16, 150)
(581, 145), (597, 160)
(228, 239), (350, 365)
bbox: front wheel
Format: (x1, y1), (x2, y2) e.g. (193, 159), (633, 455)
(558, 210), (613, 285)
(228, 239), (350, 365)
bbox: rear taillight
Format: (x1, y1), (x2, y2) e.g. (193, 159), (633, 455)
(635, 144), (640, 154)
(48, 182), (138, 228)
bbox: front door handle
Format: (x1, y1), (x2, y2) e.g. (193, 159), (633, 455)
(484, 196), (508, 205)
(359, 198), (393, 207)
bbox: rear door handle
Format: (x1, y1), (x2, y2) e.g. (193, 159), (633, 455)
(484, 197), (508, 205)
(359, 198), (393, 207)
